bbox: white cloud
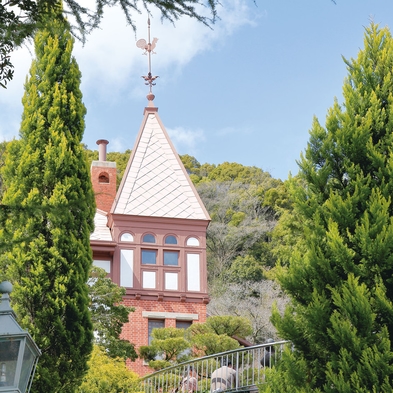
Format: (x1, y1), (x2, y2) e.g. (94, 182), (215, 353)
(0, 0), (256, 141)
(73, 0), (257, 98)
(108, 137), (130, 152)
(102, 126), (205, 155)
(166, 126), (205, 155)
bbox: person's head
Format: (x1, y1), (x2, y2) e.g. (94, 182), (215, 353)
(227, 362), (233, 368)
(265, 338), (275, 352)
(266, 338), (274, 344)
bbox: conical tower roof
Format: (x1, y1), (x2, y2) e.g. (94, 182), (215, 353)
(111, 105), (210, 220)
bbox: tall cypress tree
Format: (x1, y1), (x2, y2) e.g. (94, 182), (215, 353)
(1, 12), (95, 393)
(264, 24), (393, 393)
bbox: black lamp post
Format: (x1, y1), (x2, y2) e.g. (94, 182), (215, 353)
(0, 281), (41, 393)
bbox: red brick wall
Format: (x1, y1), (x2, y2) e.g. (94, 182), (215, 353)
(91, 165), (117, 212)
(122, 298), (207, 376)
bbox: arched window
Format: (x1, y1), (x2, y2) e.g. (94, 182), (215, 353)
(143, 234), (156, 243)
(186, 237), (200, 246)
(165, 235), (177, 245)
(98, 172), (109, 183)
(120, 232), (134, 242)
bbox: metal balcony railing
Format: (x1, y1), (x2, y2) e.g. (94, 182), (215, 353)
(141, 341), (291, 393)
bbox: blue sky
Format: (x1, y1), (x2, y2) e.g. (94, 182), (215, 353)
(2, 0), (393, 181)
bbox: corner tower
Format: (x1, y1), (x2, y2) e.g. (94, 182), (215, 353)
(90, 21), (210, 376)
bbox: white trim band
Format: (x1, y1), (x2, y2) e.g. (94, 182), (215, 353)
(142, 311), (198, 320)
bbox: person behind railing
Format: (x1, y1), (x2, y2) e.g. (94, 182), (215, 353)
(210, 361), (236, 393)
(180, 367), (198, 393)
(261, 338), (275, 368)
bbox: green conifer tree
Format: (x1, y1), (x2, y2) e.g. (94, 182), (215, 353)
(263, 23), (393, 393)
(0, 13), (95, 393)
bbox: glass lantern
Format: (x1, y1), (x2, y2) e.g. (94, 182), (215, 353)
(0, 282), (41, 393)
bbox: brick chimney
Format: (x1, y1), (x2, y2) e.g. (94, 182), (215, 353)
(91, 139), (117, 212)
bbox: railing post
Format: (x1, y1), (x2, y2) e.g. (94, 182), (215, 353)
(235, 351), (239, 390)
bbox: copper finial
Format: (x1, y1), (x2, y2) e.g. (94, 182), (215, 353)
(136, 18), (159, 101)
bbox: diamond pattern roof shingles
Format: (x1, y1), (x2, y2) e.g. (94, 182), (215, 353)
(113, 113), (209, 220)
(90, 210), (113, 241)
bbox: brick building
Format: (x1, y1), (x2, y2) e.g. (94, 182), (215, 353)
(89, 97), (211, 375)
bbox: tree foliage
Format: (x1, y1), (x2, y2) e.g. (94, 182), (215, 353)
(0, 0), (37, 87)
(182, 158), (280, 186)
(228, 255), (265, 283)
(0, 15), (96, 393)
(79, 345), (140, 393)
(203, 162), (274, 184)
(202, 315), (252, 338)
(88, 266), (138, 361)
(188, 316), (251, 356)
(263, 23), (393, 393)
(138, 316), (252, 370)
(270, 177), (306, 265)
(0, 141), (9, 196)
(196, 180), (278, 282)
(190, 332), (240, 356)
(208, 280), (289, 344)
(139, 326), (191, 370)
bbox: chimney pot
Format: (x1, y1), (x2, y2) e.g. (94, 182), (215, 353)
(96, 139), (109, 161)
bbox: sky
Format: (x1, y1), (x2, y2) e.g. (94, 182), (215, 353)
(2, 1), (393, 181)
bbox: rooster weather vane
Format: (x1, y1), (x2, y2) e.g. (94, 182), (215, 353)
(136, 18), (159, 101)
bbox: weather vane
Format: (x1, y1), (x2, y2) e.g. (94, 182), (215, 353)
(136, 18), (159, 101)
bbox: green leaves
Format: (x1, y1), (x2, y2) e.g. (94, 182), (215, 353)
(268, 23), (393, 393)
(79, 345), (140, 393)
(204, 315), (252, 338)
(88, 266), (137, 361)
(191, 333), (239, 356)
(139, 326), (190, 370)
(137, 316), (252, 370)
(1, 15), (96, 393)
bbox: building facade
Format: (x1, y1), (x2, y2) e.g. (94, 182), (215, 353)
(89, 100), (210, 375)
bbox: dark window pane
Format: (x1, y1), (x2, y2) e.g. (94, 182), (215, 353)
(165, 235), (177, 245)
(143, 234), (156, 243)
(142, 250), (156, 264)
(176, 321), (192, 358)
(148, 319), (165, 344)
(164, 251), (178, 266)
(176, 321), (192, 329)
